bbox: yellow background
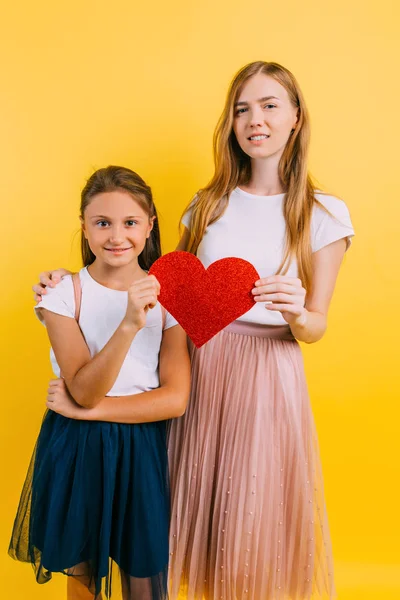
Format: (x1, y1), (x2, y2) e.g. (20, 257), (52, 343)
(1, 1), (399, 598)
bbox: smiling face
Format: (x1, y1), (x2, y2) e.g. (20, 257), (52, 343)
(233, 73), (298, 163)
(81, 189), (154, 269)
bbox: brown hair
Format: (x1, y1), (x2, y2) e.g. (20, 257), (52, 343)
(184, 61), (326, 291)
(80, 165), (161, 270)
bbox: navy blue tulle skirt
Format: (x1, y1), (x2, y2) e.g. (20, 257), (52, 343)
(9, 410), (169, 599)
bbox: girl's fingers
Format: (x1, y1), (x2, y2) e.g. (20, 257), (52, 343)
(48, 378), (63, 387)
(135, 294), (158, 308)
(131, 279), (160, 294)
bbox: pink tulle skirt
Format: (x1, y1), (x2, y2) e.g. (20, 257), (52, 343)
(168, 321), (334, 600)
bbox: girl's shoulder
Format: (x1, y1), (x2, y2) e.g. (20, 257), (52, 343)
(34, 271), (78, 324)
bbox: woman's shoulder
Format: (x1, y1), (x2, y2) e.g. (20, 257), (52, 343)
(312, 192), (354, 251)
(314, 191), (350, 215)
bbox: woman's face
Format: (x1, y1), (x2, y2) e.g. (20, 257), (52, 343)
(233, 73), (298, 162)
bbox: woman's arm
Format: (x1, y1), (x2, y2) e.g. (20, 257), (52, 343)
(47, 324), (191, 422)
(176, 227), (190, 251)
(253, 239), (347, 343)
(41, 275), (160, 408)
(290, 239), (347, 342)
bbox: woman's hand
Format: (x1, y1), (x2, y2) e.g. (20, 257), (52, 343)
(46, 378), (83, 419)
(32, 269), (72, 302)
(123, 275), (161, 330)
(252, 275), (307, 327)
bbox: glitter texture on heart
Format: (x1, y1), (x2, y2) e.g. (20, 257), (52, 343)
(149, 251), (259, 347)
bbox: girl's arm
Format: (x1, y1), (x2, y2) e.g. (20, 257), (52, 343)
(40, 276), (160, 409)
(47, 324), (191, 422)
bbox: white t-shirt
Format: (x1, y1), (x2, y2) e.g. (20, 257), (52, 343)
(181, 187), (355, 326)
(35, 267), (178, 396)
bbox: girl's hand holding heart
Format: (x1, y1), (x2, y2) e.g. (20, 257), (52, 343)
(123, 274), (161, 331)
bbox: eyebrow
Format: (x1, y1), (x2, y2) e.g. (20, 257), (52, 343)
(234, 96), (279, 107)
(90, 215), (144, 220)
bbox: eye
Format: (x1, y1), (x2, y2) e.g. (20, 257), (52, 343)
(263, 103), (276, 109)
(235, 107), (248, 115)
(96, 220), (109, 227)
(125, 220), (138, 227)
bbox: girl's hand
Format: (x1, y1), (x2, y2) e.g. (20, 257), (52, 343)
(32, 269), (72, 302)
(252, 275), (307, 326)
(46, 378), (82, 419)
(124, 275), (161, 330)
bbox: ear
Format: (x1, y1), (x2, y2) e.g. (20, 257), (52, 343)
(147, 216), (156, 239)
(80, 215), (88, 239)
(292, 107), (300, 130)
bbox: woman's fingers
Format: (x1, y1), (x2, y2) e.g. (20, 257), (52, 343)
(38, 269), (68, 288)
(253, 286), (303, 300)
(255, 275), (302, 287)
(254, 292), (305, 304)
(39, 272), (55, 287)
(265, 303), (303, 314)
(253, 281), (305, 296)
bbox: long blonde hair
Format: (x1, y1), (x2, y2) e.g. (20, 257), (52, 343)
(184, 61), (325, 291)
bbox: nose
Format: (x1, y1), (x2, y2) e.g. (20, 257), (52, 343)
(109, 224), (124, 244)
(249, 105), (264, 128)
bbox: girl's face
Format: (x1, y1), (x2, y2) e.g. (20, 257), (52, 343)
(233, 73), (298, 162)
(81, 190), (154, 268)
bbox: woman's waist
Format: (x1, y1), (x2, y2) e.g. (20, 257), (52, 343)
(224, 320), (295, 340)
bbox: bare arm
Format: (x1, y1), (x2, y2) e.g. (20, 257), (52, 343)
(290, 239), (347, 343)
(41, 310), (140, 408)
(253, 239), (347, 344)
(176, 227), (190, 251)
(47, 324), (191, 422)
(40, 275), (160, 408)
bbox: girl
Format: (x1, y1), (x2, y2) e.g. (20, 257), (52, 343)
(32, 61), (355, 600)
(10, 165), (191, 600)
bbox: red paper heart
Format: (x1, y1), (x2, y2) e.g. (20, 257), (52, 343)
(149, 251), (259, 348)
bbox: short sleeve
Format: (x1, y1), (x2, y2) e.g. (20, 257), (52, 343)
(163, 310), (178, 331)
(34, 275), (75, 325)
(312, 194), (355, 253)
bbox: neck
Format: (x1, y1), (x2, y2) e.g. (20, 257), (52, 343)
(88, 259), (145, 290)
(242, 154), (284, 196)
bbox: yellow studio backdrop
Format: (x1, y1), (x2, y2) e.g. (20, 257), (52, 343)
(1, 1), (399, 598)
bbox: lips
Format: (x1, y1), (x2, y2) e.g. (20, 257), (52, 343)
(248, 134), (270, 141)
(105, 247), (132, 253)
